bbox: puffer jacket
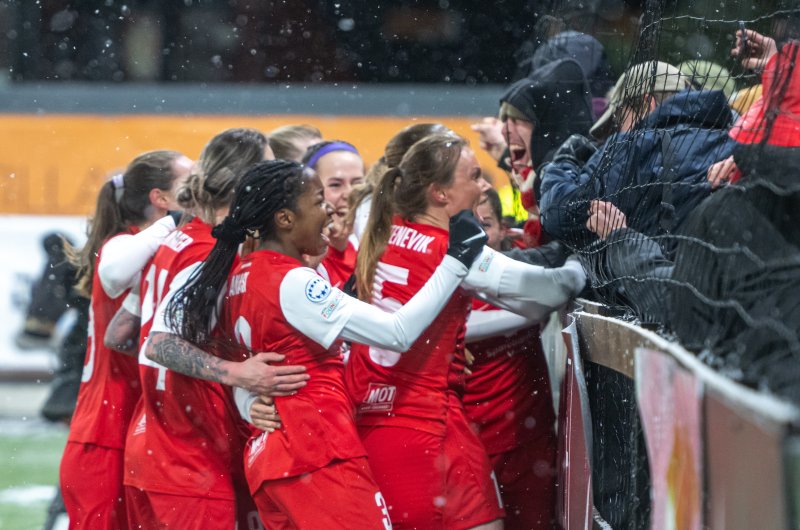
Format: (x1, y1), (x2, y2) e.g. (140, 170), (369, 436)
(538, 88), (735, 249)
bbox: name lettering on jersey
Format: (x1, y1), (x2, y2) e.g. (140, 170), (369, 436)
(247, 431), (268, 468)
(228, 271), (250, 297)
(305, 276), (331, 303)
(388, 225), (435, 254)
(132, 413), (146, 436)
(163, 230), (194, 253)
(360, 383), (397, 412)
(321, 291), (344, 320)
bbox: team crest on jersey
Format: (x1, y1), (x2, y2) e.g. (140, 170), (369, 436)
(305, 276), (331, 303)
(247, 431), (268, 468)
(361, 383), (397, 412)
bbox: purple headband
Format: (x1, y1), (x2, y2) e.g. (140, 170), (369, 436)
(306, 142), (360, 168)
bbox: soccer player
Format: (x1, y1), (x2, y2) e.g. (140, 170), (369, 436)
(464, 190), (557, 530)
(301, 140), (366, 288)
(169, 159), (488, 528)
(347, 133), (585, 529)
(110, 129), (295, 529)
(60, 150), (192, 529)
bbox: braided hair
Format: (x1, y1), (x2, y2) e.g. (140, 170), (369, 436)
(166, 160), (308, 346)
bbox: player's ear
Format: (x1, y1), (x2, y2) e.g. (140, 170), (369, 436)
(274, 208), (294, 230)
(427, 182), (448, 207)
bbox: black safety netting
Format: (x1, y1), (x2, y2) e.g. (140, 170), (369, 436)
(523, 1), (800, 527)
(534, 0), (800, 406)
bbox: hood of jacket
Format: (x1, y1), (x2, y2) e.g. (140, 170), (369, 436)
(500, 58), (594, 169)
(639, 89), (733, 131)
(530, 30), (615, 98)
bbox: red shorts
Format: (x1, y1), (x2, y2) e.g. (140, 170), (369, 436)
(490, 435), (557, 530)
(60, 442), (127, 530)
(359, 410), (505, 530)
(125, 487), (236, 530)
(252, 457), (391, 530)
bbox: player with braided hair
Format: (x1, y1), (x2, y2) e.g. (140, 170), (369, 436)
(114, 129), (294, 529)
(167, 159), (489, 528)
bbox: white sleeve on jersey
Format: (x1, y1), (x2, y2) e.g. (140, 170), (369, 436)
(149, 261), (202, 335)
(281, 255), (468, 351)
(121, 289), (141, 318)
(463, 247), (586, 320)
(98, 215), (177, 299)
(465, 309), (534, 341)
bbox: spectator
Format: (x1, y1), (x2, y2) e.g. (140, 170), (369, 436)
(539, 61), (735, 250)
(678, 60), (736, 99)
(499, 58), (594, 248)
(587, 41), (800, 404)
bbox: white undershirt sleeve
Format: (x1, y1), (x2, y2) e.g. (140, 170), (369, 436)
(98, 215), (177, 299)
(121, 289), (141, 318)
(233, 386), (257, 423)
(465, 309), (535, 341)
(282, 255), (468, 351)
(463, 247), (586, 320)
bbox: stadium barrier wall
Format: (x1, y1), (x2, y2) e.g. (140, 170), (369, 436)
(0, 83), (505, 215)
(0, 114), (506, 215)
(558, 300), (800, 530)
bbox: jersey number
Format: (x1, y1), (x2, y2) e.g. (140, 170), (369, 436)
(368, 262), (410, 367)
(138, 263), (170, 391)
(81, 305), (96, 383)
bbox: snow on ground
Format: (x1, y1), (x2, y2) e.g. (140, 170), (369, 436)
(0, 485), (55, 506)
(0, 216), (86, 376)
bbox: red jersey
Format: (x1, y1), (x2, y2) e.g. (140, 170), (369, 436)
(124, 218), (248, 500)
(68, 233), (141, 449)
(223, 250), (367, 490)
(345, 217), (471, 436)
(463, 300), (554, 455)
(318, 239), (357, 289)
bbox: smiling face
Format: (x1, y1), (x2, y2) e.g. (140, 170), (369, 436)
(476, 198), (503, 250)
(502, 117), (534, 174)
(441, 147), (484, 216)
(314, 150), (365, 215)
(287, 173), (334, 257)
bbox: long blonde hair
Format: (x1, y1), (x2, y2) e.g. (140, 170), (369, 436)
(355, 133), (465, 300)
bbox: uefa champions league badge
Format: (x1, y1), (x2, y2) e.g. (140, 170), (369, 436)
(305, 276), (332, 303)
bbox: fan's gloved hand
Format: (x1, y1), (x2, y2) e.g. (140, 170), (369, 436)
(553, 134), (597, 167)
(446, 210), (488, 268)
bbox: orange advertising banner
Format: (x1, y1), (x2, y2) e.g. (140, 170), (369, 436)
(0, 114), (504, 215)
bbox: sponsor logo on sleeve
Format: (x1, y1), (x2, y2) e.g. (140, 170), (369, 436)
(360, 383), (397, 412)
(478, 250), (494, 272)
(305, 276), (332, 303)
(321, 291), (344, 319)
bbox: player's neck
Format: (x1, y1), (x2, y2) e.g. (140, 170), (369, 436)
(257, 238), (302, 263)
(412, 207), (448, 230)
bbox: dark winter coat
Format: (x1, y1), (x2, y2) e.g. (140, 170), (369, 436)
(499, 58), (594, 171)
(538, 88), (735, 248)
(596, 142), (800, 404)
